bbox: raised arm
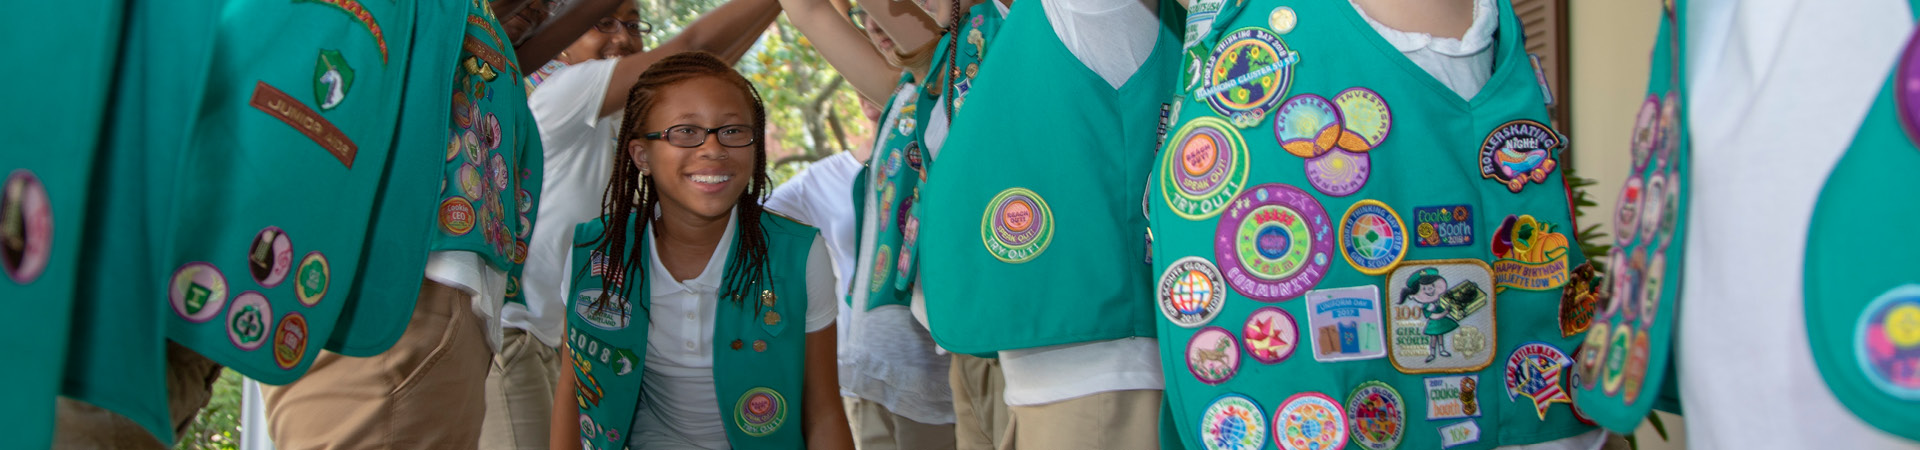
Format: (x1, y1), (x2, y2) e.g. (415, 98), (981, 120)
(598, 0), (785, 116)
(512, 0), (626, 70)
(779, 0), (903, 102)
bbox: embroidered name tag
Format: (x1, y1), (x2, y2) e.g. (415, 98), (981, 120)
(250, 81), (356, 168)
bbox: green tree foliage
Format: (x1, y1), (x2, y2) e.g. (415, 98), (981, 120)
(173, 369), (242, 450)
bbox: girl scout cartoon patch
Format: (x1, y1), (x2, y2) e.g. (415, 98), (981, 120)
(2, 170), (52, 284)
(1477, 120), (1563, 193)
(1490, 215), (1571, 291)
(1504, 342), (1574, 420)
(1858, 285), (1920, 399)
(1274, 392), (1347, 450)
(1215, 183), (1332, 301)
(981, 187), (1053, 264)
(1243, 306), (1299, 364)
(1160, 256), (1228, 328)
(1188, 326), (1241, 384)
(735, 387), (788, 436)
(1200, 393), (1267, 450)
(1305, 286), (1386, 362)
(1338, 200), (1407, 275)
(1198, 28), (1299, 128)
(1388, 260), (1497, 373)
(1161, 116), (1250, 220)
(1345, 381), (1405, 450)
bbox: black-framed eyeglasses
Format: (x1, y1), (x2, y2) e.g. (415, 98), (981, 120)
(644, 124), (757, 148)
(596, 17), (652, 35)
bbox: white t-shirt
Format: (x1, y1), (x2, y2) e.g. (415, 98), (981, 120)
(514, 58), (621, 348)
(761, 151), (864, 397)
(844, 82), (959, 424)
(1349, 0), (1497, 100)
(625, 209), (838, 450)
(1679, 0), (1920, 448)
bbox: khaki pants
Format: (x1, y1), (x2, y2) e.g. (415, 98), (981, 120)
(848, 397), (957, 450)
(999, 389), (1161, 450)
(949, 354), (1009, 450)
(53, 341), (223, 449)
(261, 279), (492, 450)
(479, 328), (560, 450)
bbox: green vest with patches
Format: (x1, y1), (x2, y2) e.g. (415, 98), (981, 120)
(918, 0), (1182, 355)
(1151, 1), (1595, 449)
(1804, 1), (1920, 441)
(567, 212), (815, 450)
(853, 73), (923, 310)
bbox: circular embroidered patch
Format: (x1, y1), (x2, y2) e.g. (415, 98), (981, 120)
(517, 188), (533, 214)
(452, 92), (474, 129)
(1160, 257), (1227, 328)
(1622, 329), (1651, 403)
(445, 134), (461, 162)
(274, 312), (309, 369)
(2, 170), (53, 284)
(227, 291), (273, 351)
(489, 154), (509, 191)
(1345, 381), (1404, 450)
(1274, 392), (1347, 450)
(1657, 92), (1680, 168)
(1630, 95), (1658, 170)
(1615, 176), (1643, 248)
(1639, 251), (1665, 329)
(980, 188), (1053, 263)
(461, 129), (482, 163)
(1639, 173), (1667, 241)
(1304, 148), (1370, 197)
(170, 262), (229, 323)
(1504, 342), (1573, 420)
(248, 227), (295, 289)
(1620, 251), (1646, 324)
(295, 252), (329, 307)
(735, 387), (788, 436)
(884, 147), (903, 180)
(1657, 175), (1681, 247)
(1215, 184), (1332, 301)
(477, 113), (503, 151)
(1477, 119), (1562, 193)
(1332, 88), (1393, 152)
(1201, 393), (1267, 450)
(1338, 200), (1407, 276)
(1269, 6), (1297, 34)
(1200, 28), (1297, 127)
(1578, 324), (1610, 390)
(906, 142), (924, 172)
(1602, 323), (1632, 395)
(1857, 284), (1920, 399)
(1243, 306), (1299, 364)
(871, 245), (893, 294)
(440, 197), (476, 236)
(1187, 326), (1241, 385)
(1161, 116), (1250, 220)
(1274, 94), (1343, 158)
(457, 163), (483, 199)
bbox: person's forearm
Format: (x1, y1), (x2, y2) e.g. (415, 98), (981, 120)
(801, 327), (855, 450)
(778, 0), (904, 101)
(550, 345), (585, 450)
(515, 0), (624, 69)
(677, 0), (784, 64)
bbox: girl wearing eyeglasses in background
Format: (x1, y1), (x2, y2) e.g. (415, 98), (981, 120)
(550, 51), (853, 450)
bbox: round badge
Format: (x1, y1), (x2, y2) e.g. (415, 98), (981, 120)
(1215, 184), (1333, 301)
(517, 188), (532, 214)
(1303, 148), (1370, 197)
(1345, 381), (1404, 450)
(1274, 392), (1348, 450)
(1161, 116), (1250, 220)
(445, 134), (461, 162)
(735, 387), (788, 436)
(247, 227), (294, 288)
(1187, 326), (1241, 385)
(1160, 257), (1227, 328)
(462, 129), (483, 164)
(1578, 324), (1610, 390)
(1268, 6), (1297, 34)
(227, 291), (273, 351)
(1614, 175), (1643, 246)
(980, 188), (1054, 264)
(1639, 173), (1667, 241)
(477, 112), (503, 151)
(489, 154), (509, 191)
(1657, 92), (1680, 168)
(1478, 120), (1563, 193)
(1657, 175), (1681, 247)
(1200, 393), (1267, 450)
(1274, 94), (1343, 158)
(451, 92), (474, 129)
(906, 142), (924, 171)
(1620, 251), (1646, 324)
(170, 262), (229, 323)
(274, 312), (309, 369)
(1639, 251), (1665, 329)
(871, 245), (893, 294)
(1857, 284), (1920, 399)
(2, 170), (53, 284)
(1332, 88), (1392, 152)
(1242, 306), (1299, 364)
(441, 197), (476, 236)
(1892, 27), (1920, 140)
(457, 163), (483, 199)
(1599, 248), (1627, 319)
(294, 252), (329, 307)
(1622, 329), (1651, 403)
(1200, 28), (1297, 127)
(1602, 323), (1632, 395)
(1338, 200), (1407, 275)
(1630, 95), (1658, 170)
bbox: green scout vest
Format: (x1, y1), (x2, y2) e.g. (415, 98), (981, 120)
(322, 0), (533, 357)
(1570, 1), (1688, 433)
(1152, 1), (1596, 449)
(918, 0), (1181, 355)
(568, 212), (816, 450)
(1804, 1), (1920, 441)
(853, 73), (923, 310)
(0, 2), (122, 447)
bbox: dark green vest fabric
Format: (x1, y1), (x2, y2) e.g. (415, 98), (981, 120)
(855, 73), (923, 310)
(568, 212), (815, 450)
(1570, 1), (1688, 433)
(1805, 1), (1920, 440)
(918, 0), (1183, 355)
(1152, 1), (1595, 448)
(0, 2), (123, 447)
